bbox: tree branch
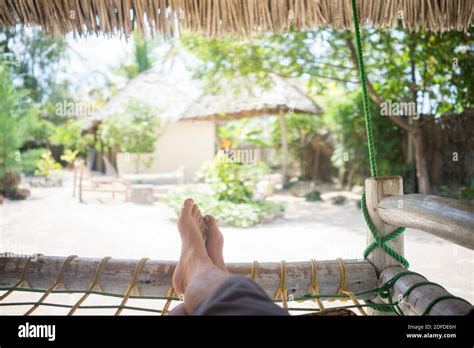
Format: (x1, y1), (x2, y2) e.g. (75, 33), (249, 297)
(271, 70), (359, 85)
(345, 37), (416, 134)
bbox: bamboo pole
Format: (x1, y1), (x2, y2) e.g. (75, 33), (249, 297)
(378, 194), (474, 250)
(379, 266), (472, 316)
(0, 255), (378, 301)
(72, 162), (78, 197)
(78, 163), (84, 203)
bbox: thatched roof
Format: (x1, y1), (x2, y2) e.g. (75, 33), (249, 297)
(1, 0), (472, 38)
(181, 76), (321, 121)
(97, 67), (320, 122)
(96, 69), (199, 122)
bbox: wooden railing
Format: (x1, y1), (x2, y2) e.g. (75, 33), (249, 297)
(364, 176), (472, 315)
(0, 256), (377, 301)
(379, 194), (474, 249)
(380, 266), (472, 315)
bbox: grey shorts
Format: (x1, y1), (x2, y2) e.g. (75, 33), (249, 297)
(192, 275), (289, 316)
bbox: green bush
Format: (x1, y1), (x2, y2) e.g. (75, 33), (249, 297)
(331, 195), (347, 205)
(35, 151), (62, 176)
(60, 149), (79, 165)
(100, 98), (165, 154)
(49, 119), (94, 154)
(305, 190), (322, 202)
(439, 181), (474, 202)
(0, 64), (41, 197)
(199, 152), (269, 203)
(326, 91), (406, 186)
(163, 186), (284, 228)
(20, 148), (47, 175)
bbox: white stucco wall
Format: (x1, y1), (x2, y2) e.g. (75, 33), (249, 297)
(116, 121), (216, 181)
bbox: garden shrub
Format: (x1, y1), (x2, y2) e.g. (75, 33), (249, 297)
(305, 190), (322, 201)
(163, 185), (284, 228)
(199, 152), (270, 203)
(35, 151), (62, 176)
(20, 148), (47, 175)
(331, 195), (347, 205)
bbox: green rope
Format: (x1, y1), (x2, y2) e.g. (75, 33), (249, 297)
(402, 281), (445, 299)
(365, 300), (396, 313)
(377, 270), (425, 296)
(2, 267), (468, 315)
(285, 302), (400, 312)
(421, 295), (472, 316)
(296, 270), (428, 315)
(361, 191), (410, 268)
(296, 271), (417, 302)
(0, 301), (163, 314)
(350, 0), (409, 269)
(0, 287), (180, 301)
(350, 0), (377, 178)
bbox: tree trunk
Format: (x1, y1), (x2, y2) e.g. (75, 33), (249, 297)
(413, 130), (431, 194)
(347, 166), (355, 190)
(312, 137), (321, 184)
(406, 35), (418, 193)
(406, 128), (417, 193)
(278, 110), (289, 186)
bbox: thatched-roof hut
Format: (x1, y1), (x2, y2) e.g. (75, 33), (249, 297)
(1, 0), (472, 38)
(97, 66), (320, 181)
(181, 76), (321, 121)
(98, 69), (320, 122)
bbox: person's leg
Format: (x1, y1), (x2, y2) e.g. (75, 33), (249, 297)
(169, 212), (228, 315)
(167, 302), (187, 315)
(172, 198), (229, 314)
(171, 199), (287, 315)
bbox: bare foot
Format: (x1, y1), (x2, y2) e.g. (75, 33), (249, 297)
(204, 215), (227, 272)
(172, 198), (211, 295)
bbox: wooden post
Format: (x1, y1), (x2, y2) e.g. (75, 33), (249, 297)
(365, 176), (404, 273)
(78, 163), (84, 203)
(72, 164), (77, 197)
(365, 176), (404, 315)
(278, 109), (289, 187)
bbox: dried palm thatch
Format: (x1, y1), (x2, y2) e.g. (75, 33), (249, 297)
(0, 0), (472, 38)
(181, 75), (321, 121)
(96, 67), (320, 123)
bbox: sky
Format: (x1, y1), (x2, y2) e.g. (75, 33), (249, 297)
(62, 33), (202, 103)
(67, 34), (131, 74)
(62, 34), (132, 99)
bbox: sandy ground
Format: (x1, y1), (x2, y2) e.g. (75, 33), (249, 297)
(0, 174), (472, 315)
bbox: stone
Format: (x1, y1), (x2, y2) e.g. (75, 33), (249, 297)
(127, 185), (154, 205)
